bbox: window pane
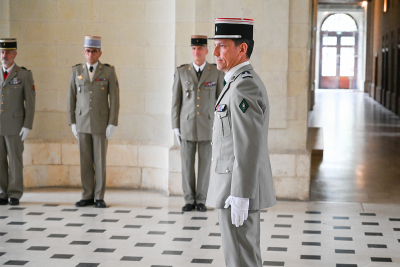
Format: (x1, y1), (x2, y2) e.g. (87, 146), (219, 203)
(322, 47), (337, 76)
(321, 14), (357, 32)
(323, 36), (337, 46)
(340, 47), (354, 76)
(341, 36), (355, 46)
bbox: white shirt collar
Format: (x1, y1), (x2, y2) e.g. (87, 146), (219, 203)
(192, 61), (206, 72)
(86, 61), (99, 72)
(3, 63), (15, 73)
(224, 61), (250, 83)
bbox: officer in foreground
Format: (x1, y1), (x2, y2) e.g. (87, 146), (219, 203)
(171, 35), (224, 212)
(0, 38), (36, 206)
(206, 18), (277, 266)
(68, 36), (120, 208)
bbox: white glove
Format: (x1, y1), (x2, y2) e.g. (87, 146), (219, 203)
(71, 124), (78, 140)
(173, 128), (181, 145)
(224, 195), (250, 227)
(19, 127), (30, 141)
(106, 124), (115, 140)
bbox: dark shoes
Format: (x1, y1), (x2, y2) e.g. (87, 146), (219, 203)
(0, 198), (9, 205)
(75, 199), (94, 207)
(9, 198), (19, 206)
(197, 203), (207, 212)
(94, 199), (106, 208)
(182, 203), (196, 211)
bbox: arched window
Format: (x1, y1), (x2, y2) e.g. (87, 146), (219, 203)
(321, 14), (357, 32)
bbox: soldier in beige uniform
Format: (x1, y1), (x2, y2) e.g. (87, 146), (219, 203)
(68, 36), (120, 208)
(206, 18), (276, 266)
(0, 38), (36, 206)
(171, 35), (224, 212)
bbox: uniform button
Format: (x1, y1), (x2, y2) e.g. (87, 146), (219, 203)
(198, 89), (200, 92)
(214, 111), (216, 115)
(90, 107), (92, 110)
(197, 112), (199, 115)
(211, 158), (214, 162)
(90, 99), (92, 101)
(197, 97), (200, 99)
(211, 142), (213, 145)
(90, 91), (92, 94)
(2, 88), (5, 90)
(212, 127), (215, 130)
(1, 102), (3, 104)
(1, 110), (3, 112)
(197, 105), (199, 107)
(225, 169), (229, 173)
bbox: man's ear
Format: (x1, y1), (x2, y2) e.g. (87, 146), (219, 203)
(239, 42), (248, 58)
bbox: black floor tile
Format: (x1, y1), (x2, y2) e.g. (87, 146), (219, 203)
(301, 255), (321, 260)
(0, 252), (5, 256)
(62, 209), (78, 212)
(168, 211), (184, 215)
(121, 256), (142, 261)
(371, 257), (392, 262)
(306, 211), (321, 214)
(192, 217), (207, 220)
(70, 241), (91, 245)
(333, 216), (349, 220)
(336, 264), (357, 267)
(275, 224), (291, 228)
(76, 263), (99, 267)
(7, 221), (26, 225)
(27, 246), (49, 251)
(115, 210), (130, 213)
(46, 217), (63, 221)
(335, 249), (355, 254)
(136, 215), (152, 218)
(271, 235), (289, 239)
(94, 248), (115, 253)
(305, 220), (321, 224)
(110, 236), (129, 240)
(124, 225), (141, 228)
(4, 260), (28, 265)
(389, 218), (400, 221)
(209, 233), (220, 236)
(0, 216), (7, 219)
(173, 238), (192, 242)
(334, 226), (351, 230)
(148, 231), (166, 235)
(102, 219), (119, 222)
(51, 254), (74, 259)
(394, 228), (400, 231)
(48, 234), (67, 238)
(277, 215), (293, 218)
(191, 259), (213, 264)
(264, 262), (285, 266)
(303, 230), (321, 234)
(0, 232), (6, 236)
(365, 232), (383, 236)
(362, 222), (379, 226)
(268, 247), (287, 252)
(43, 204), (59, 207)
(27, 212), (43, 216)
(87, 229), (105, 233)
(147, 206), (162, 210)
(367, 244), (387, 248)
(27, 228), (46, 231)
(360, 213), (376, 216)
(201, 245), (220, 249)
(9, 207), (25, 210)
(135, 243), (155, 247)
(66, 223), (84, 227)
(6, 239), (27, 243)
(81, 214), (97, 217)
(151, 265), (172, 267)
(334, 237), (353, 241)
(183, 226), (200, 230)
(159, 221), (175, 224)
(302, 242), (321, 246)
(162, 250), (183, 255)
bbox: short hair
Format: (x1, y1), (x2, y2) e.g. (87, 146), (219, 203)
(232, 39), (254, 59)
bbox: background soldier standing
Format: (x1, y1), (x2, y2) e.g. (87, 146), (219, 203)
(171, 35), (224, 212)
(206, 18), (276, 266)
(0, 38), (35, 206)
(68, 36), (120, 208)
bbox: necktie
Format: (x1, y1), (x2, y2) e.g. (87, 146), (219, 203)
(223, 80), (226, 87)
(89, 66), (94, 73)
(196, 69), (202, 81)
(3, 70), (8, 80)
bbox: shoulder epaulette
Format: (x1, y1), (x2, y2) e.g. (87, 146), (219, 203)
(73, 63), (82, 67)
(241, 71), (253, 79)
(21, 66), (28, 70)
(211, 63), (217, 66)
(104, 63), (114, 67)
(177, 64), (187, 68)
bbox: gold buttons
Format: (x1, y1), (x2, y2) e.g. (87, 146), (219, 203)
(197, 112), (199, 115)
(211, 158), (214, 162)
(225, 169), (229, 173)
(197, 105), (199, 107)
(198, 89), (200, 92)
(90, 107), (92, 109)
(90, 91), (92, 94)
(2, 88), (5, 90)
(197, 97), (200, 99)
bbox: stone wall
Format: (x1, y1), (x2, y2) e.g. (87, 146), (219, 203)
(1, 0), (312, 201)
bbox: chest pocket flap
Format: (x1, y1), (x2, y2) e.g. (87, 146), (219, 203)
(216, 158), (234, 174)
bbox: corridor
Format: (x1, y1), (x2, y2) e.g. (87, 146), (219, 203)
(309, 89), (400, 203)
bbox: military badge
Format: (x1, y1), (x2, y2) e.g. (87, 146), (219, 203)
(216, 104), (226, 112)
(78, 75), (84, 80)
(9, 78), (21, 85)
(96, 78), (107, 81)
(239, 99), (249, 113)
(241, 71), (253, 79)
(205, 82), (216, 87)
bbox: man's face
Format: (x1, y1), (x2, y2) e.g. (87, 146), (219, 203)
(84, 48), (102, 65)
(1, 50), (17, 67)
(191, 45), (208, 64)
(213, 39), (242, 73)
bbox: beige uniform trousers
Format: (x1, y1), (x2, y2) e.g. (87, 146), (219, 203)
(217, 208), (262, 267)
(180, 140), (211, 205)
(78, 133), (107, 200)
(0, 135), (24, 200)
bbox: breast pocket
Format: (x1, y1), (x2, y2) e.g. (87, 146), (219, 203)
(217, 109), (231, 137)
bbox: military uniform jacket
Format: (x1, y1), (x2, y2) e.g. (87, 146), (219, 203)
(171, 62), (224, 141)
(206, 64), (277, 210)
(0, 64), (35, 136)
(68, 61), (120, 134)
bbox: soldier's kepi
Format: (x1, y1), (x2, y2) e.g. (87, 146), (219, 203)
(68, 35), (120, 209)
(206, 18), (276, 267)
(0, 38), (36, 206)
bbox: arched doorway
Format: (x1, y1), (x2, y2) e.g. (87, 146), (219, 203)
(319, 13), (358, 89)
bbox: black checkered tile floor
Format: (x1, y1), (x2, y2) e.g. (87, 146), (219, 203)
(0, 189), (399, 266)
